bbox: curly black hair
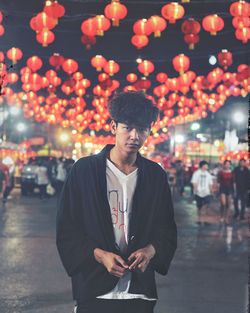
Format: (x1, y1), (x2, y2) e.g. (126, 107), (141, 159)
(108, 91), (159, 128)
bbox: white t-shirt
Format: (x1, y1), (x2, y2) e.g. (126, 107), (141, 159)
(56, 162), (66, 182)
(35, 166), (49, 185)
(97, 159), (156, 301)
(191, 169), (213, 197)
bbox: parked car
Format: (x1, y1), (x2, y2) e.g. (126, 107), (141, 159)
(20, 156), (57, 196)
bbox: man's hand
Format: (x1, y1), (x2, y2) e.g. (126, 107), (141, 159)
(127, 244), (156, 272)
(94, 248), (128, 278)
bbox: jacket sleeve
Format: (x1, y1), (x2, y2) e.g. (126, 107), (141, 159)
(150, 171), (177, 276)
(56, 162), (100, 277)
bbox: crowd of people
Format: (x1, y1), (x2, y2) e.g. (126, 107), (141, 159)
(0, 157), (74, 201)
(0, 154), (249, 225)
(167, 158), (249, 226)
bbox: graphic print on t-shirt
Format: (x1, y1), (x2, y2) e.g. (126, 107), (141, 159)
(108, 189), (127, 251)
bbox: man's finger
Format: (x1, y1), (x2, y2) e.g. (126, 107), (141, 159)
(115, 256), (128, 268)
(129, 256), (142, 270)
(128, 252), (136, 262)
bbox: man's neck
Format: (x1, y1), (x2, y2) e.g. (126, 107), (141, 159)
(109, 146), (138, 173)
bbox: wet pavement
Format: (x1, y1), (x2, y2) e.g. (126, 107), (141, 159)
(0, 189), (248, 313)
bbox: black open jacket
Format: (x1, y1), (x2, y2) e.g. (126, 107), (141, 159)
(56, 145), (177, 302)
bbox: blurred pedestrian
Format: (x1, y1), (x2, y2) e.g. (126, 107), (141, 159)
(35, 160), (49, 199)
(0, 165), (6, 198)
(0, 162), (9, 200)
(191, 160), (213, 225)
(233, 159), (249, 220)
(56, 91), (177, 313)
(217, 160), (234, 224)
(175, 160), (184, 197)
(2, 163), (15, 203)
(55, 157), (66, 195)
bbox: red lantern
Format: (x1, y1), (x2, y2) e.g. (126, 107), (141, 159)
(161, 3), (185, 24)
(35, 12), (57, 31)
(50, 76), (61, 87)
(81, 35), (96, 50)
(0, 11), (3, 23)
(93, 15), (111, 36)
(46, 69), (57, 82)
(138, 60), (155, 76)
(21, 72), (31, 84)
(27, 56), (43, 72)
(133, 19), (152, 36)
(235, 27), (250, 42)
(104, 60), (120, 76)
(207, 68), (224, 85)
(41, 76), (49, 88)
(126, 73), (137, 83)
(182, 18), (201, 34)
(7, 73), (18, 84)
(49, 53), (64, 70)
(81, 79), (91, 88)
(36, 29), (55, 46)
(232, 16), (250, 29)
(104, 0), (128, 26)
(61, 84), (73, 95)
(168, 78), (180, 91)
(98, 73), (109, 82)
(6, 47), (23, 64)
(44, 1), (65, 19)
(131, 35), (149, 49)
(62, 59), (78, 74)
(153, 85), (169, 97)
(218, 50), (233, 70)
(134, 78), (151, 90)
(147, 15), (167, 37)
(178, 71), (196, 87)
(156, 72), (168, 83)
(230, 1), (250, 18)
(91, 55), (107, 71)
(184, 34), (199, 50)
(81, 18), (97, 37)
(99, 77), (112, 90)
(29, 73), (42, 86)
(172, 54), (190, 75)
(0, 25), (4, 37)
(73, 72), (84, 81)
(202, 14), (224, 35)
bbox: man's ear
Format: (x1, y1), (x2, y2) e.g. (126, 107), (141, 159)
(110, 120), (117, 135)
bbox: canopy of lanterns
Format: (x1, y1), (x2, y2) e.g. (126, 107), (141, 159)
(0, 0), (249, 146)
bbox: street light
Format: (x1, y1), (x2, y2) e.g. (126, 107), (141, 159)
(174, 134), (185, 143)
(209, 55), (217, 65)
(9, 107), (20, 116)
(232, 111), (245, 124)
(190, 122), (200, 131)
(59, 133), (69, 142)
(16, 122), (26, 132)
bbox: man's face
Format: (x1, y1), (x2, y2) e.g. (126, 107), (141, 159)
(111, 120), (150, 154)
(201, 164), (208, 171)
(239, 160), (245, 167)
(224, 161), (231, 170)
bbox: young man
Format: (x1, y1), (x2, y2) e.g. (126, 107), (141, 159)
(191, 160), (213, 225)
(56, 91), (177, 313)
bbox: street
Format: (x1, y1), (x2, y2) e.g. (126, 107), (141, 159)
(0, 189), (248, 313)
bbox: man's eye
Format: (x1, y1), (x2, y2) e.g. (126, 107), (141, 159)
(139, 128), (147, 132)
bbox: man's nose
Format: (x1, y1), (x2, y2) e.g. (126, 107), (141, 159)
(129, 128), (139, 139)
